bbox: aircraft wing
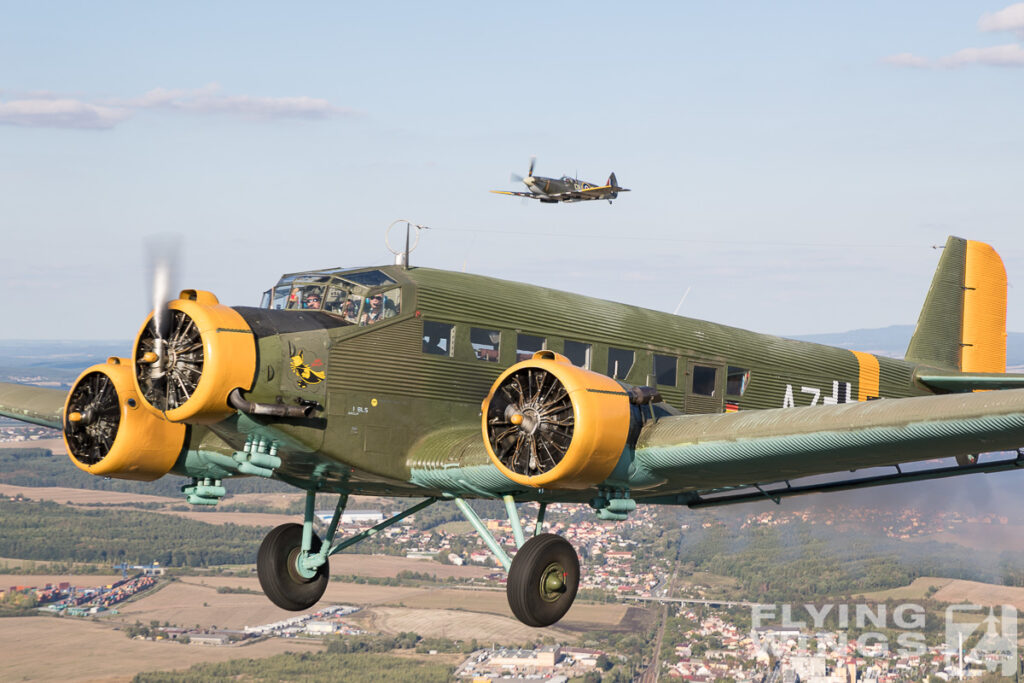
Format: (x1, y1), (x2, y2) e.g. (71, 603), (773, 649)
(0, 381), (67, 429)
(577, 184), (630, 197)
(632, 388), (1024, 498)
(490, 190), (544, 200)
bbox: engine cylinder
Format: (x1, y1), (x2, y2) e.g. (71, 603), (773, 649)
(63, 358), (186, 481)
(133, 290), (257, 424)
(481, 352), (631, 489)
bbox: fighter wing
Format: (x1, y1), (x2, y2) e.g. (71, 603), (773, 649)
(0, 381), (67, 429)
(490, 190), (544, 200)
(579, 184), (630, 195)
(631, 388), (1024, 503)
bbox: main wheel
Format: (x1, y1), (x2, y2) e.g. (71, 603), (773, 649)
(257, 523), (329, 611)
(506, 533), (580, 627)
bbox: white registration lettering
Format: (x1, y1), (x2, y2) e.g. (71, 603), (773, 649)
(800, 386), (820, 406)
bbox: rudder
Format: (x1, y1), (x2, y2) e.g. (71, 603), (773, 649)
(905, 236), (1007, 372)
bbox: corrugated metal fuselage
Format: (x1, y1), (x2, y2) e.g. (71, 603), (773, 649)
(226, 266), (933, 500)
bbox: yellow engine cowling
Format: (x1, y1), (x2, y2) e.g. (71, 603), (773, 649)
(481, 351), (631, 490)
(132, 290), (257, 424)
(63, 358), (186, 481)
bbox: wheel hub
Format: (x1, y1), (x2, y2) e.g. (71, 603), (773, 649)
(539, 562), (566, 602)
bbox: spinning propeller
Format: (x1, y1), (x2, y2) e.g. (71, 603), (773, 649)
(510, 156), (537, 184)
(135, 236), (204, 411)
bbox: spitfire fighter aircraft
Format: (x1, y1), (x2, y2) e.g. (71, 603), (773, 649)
(491, 157), (629, 204)
(3, 235), (1024, 628)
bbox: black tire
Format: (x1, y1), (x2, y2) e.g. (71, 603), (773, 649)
(506, 533), (580, 627)
(257, 523), (329, 611)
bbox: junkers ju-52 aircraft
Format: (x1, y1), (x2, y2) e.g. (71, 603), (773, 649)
(2, 235), (1024, 628)
(491, 156), (629, 204)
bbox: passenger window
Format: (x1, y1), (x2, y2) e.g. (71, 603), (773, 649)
(692, 365), (717, 397)
(471, 328), (501, 362)
(516, 334), (545, 362)
(607, 348), (634, 380)
(564, 340), (591, 369)
(360, 288), (401, 326)
(654, 355), (677, 386)
(727, 367), (750, 396)
(422, 321), (453, 356)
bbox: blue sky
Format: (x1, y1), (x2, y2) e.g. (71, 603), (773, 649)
(2, 2), (1023, 340)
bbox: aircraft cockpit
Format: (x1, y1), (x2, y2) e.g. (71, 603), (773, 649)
(259, 267), (403, 326)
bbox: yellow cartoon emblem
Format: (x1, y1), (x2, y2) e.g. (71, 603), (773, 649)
(290, 350), (326, 389)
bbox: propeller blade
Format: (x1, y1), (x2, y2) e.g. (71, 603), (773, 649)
(527, 156), (536, 178)
(145, 234), (182, 341)
(511, 172), (524, 184)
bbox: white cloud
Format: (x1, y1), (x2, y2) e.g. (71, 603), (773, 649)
(979, 3), (1024, 36)
(882, 52), (931, 68)
(886, 3), (1024, 69)
(0, 85), (354, 130)
(115, 84), (354, 120)
(939, 42), (1024, 66)
(0, 98), (129, 129)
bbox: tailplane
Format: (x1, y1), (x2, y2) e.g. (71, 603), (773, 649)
(906, 236), (1007, 372)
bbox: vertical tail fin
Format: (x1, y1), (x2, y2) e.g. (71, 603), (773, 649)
(906, 236), (1007, 371)
(608, 172), (619, 199)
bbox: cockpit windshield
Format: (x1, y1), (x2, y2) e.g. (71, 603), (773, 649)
(262, 268), (402, 326)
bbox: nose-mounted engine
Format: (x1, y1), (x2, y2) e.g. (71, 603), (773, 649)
(63, 358), (186, 480)
(132, 289), (257, 423)
(481, 352), (632, 490)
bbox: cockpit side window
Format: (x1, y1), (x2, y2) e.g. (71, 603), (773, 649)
(271, 285), (291, 309)
(286, 285), (325, 310)
(360, 287), (401, 326)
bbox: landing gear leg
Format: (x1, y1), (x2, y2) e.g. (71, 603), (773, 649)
(257, 489), (343, 611)
(453, 496), (580, 627)
(257, 522), (329, 611)
(257, 493), (439, 611)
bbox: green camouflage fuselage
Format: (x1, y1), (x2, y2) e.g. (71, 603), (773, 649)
(174, 265), (934, 502)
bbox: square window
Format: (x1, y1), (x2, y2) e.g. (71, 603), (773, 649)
(727, 366), (750, 396)
(607, 348), (634, 380)
(564, 340), (591, 369)
(471, 328), (501, 362)
(692, 365), (717, 397)
(516, 334), (546, 362)
(422, 321), (454, 356)
(654, 355), (677, 386)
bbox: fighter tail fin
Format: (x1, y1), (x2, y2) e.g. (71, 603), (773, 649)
(608, 172), (619, 199)
(905, 236), (1007, 372)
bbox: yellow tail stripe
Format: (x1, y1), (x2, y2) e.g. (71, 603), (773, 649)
(962, 240), (1007, 373)
(851, 350), (880, 401)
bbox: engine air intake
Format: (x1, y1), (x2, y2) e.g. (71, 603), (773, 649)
(63, 358), (186, 481)
(482, 353), (631, 489)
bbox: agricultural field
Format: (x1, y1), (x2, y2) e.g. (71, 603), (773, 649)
(0, 616), (323, 682)
(857, 576), (1024, 608)
(0, 437), (65, 453)
(0, 483), (178, 506)
(931, 579), (1024, 608)
(359, 605), (576, 643)
(857, 576), (956, 601)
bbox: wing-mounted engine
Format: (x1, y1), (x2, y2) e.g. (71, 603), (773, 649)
(63, 358), (186, 481)
(133, 290), (257, 424)
(481, 352), (631, 490)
